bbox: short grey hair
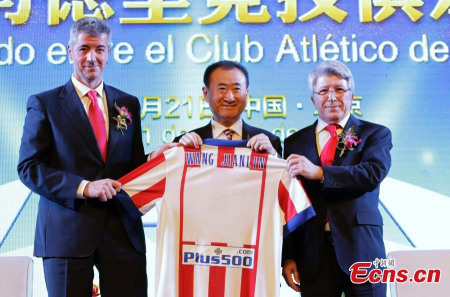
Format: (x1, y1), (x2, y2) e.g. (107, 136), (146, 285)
(69, 17), (112, 49)
(308, 60), (355, 97)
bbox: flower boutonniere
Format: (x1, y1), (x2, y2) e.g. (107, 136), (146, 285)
(112, 103), (132, 134)
(337, 126), (362, 157)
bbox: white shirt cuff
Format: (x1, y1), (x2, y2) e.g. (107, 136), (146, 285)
(76, 180), (90, 199)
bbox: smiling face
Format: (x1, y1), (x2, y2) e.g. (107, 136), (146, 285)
(312, 74), (353, 124)
(203, 67), (248, 127)
(68, 32), (109, 89)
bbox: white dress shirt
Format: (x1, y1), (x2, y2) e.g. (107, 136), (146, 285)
(211, 118), (278, 156)
(211, 118), (243, 140)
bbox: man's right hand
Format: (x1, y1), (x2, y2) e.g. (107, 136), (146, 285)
(287, 154), (323, 180)
(178, 132), (203, 149)
(282, 259), (301, 292)
(84, 179), (121, 202)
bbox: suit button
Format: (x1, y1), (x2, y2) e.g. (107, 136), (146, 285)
(64, 202), (68, 207)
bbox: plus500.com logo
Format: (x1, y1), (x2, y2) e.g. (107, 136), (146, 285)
(182, 245), (255, 269)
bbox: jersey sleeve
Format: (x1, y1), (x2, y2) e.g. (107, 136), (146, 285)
(116, 152), (167, 218)
(278, 168), (315, 237)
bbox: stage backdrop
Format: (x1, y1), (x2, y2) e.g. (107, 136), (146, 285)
(1, 1), (449, 296)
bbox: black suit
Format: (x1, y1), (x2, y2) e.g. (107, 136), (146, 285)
(18, 80), (148, 297)
(173, 120), (282, 156)
(283, 115), (392, 296)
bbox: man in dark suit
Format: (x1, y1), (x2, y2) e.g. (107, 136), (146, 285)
(17, 17), (147, 297)
(151, 61), (281, 157)
(282, 60), (392, 297)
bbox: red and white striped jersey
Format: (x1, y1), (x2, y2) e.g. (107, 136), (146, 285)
(117, 139), (315, 297)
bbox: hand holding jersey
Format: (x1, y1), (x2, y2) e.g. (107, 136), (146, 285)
(179, 131), (277, 156)
(116, 141), (315, 297)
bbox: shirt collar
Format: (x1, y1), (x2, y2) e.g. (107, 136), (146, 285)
(71, 75), (104, 99)
(211, 118), (243, 139)
(316, 112), (351, 134)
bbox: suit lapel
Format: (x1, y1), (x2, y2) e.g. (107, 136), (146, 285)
(242, 120), (252, 140)
(105, 85), (120, 163)
(306, 121), (321, 165)
(59, 80), (104, 162)
(197, 122), (213, 139)
(333, 114), (362, 166)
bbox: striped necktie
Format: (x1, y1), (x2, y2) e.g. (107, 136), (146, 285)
(223, 129), (234, 140)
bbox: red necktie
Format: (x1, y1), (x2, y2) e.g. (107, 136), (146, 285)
(321, 124), (338, 228)
(320, 124), (338, 166)
(223, 129), (234, 140)
(87, 90), (107, 161)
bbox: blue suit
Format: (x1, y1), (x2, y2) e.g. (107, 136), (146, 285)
(18, 80), (147, 296)
(283, 115), (392, 286)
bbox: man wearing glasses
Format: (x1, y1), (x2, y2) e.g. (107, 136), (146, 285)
(281, 60), (392, 297)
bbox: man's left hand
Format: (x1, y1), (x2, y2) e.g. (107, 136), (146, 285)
(149, 142), (179, 160)
(247, 133), (276, 156)
(287, 154), (323, 180)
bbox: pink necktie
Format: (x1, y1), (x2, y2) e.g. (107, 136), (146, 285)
(223, 129), (234, 140)
(87, 90), (107, 161)
(320, 124), (338, 166)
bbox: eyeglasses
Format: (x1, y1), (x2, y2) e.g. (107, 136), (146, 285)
(314, 87), (349, 98)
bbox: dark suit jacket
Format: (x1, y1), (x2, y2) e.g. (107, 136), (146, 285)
(282, 115), (392, 280)
(18, 80), (147, 257)
(173, 120), (282, 156)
